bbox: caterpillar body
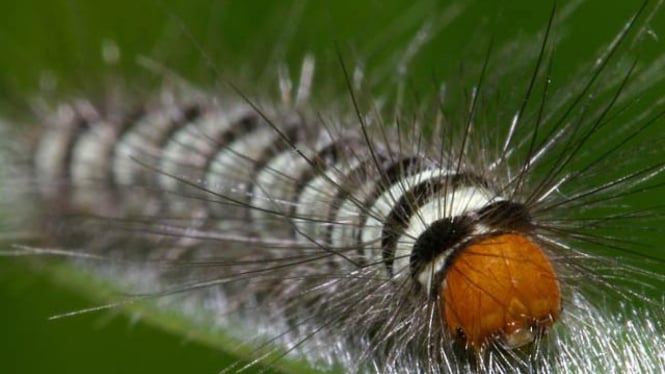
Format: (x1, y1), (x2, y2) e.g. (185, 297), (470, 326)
(1, 1), (665, 373)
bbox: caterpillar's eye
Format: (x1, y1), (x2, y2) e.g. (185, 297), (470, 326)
(441, 233), (561, 350)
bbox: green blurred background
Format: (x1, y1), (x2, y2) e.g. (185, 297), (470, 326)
(0, 1), (663, 373)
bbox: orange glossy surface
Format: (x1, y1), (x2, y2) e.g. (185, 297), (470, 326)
(441, 233), (560, 350)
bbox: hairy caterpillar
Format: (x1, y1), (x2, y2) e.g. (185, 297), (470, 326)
(1, 0), (665, 373)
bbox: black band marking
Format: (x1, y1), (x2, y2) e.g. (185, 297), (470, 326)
(354, 156), (424, 252)
(380, 173), (489, 277)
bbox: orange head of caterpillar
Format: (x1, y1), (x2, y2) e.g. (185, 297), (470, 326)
(441, 233), (561, 350)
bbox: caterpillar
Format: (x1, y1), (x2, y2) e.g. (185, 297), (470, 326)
(1, 0), (664, 373)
